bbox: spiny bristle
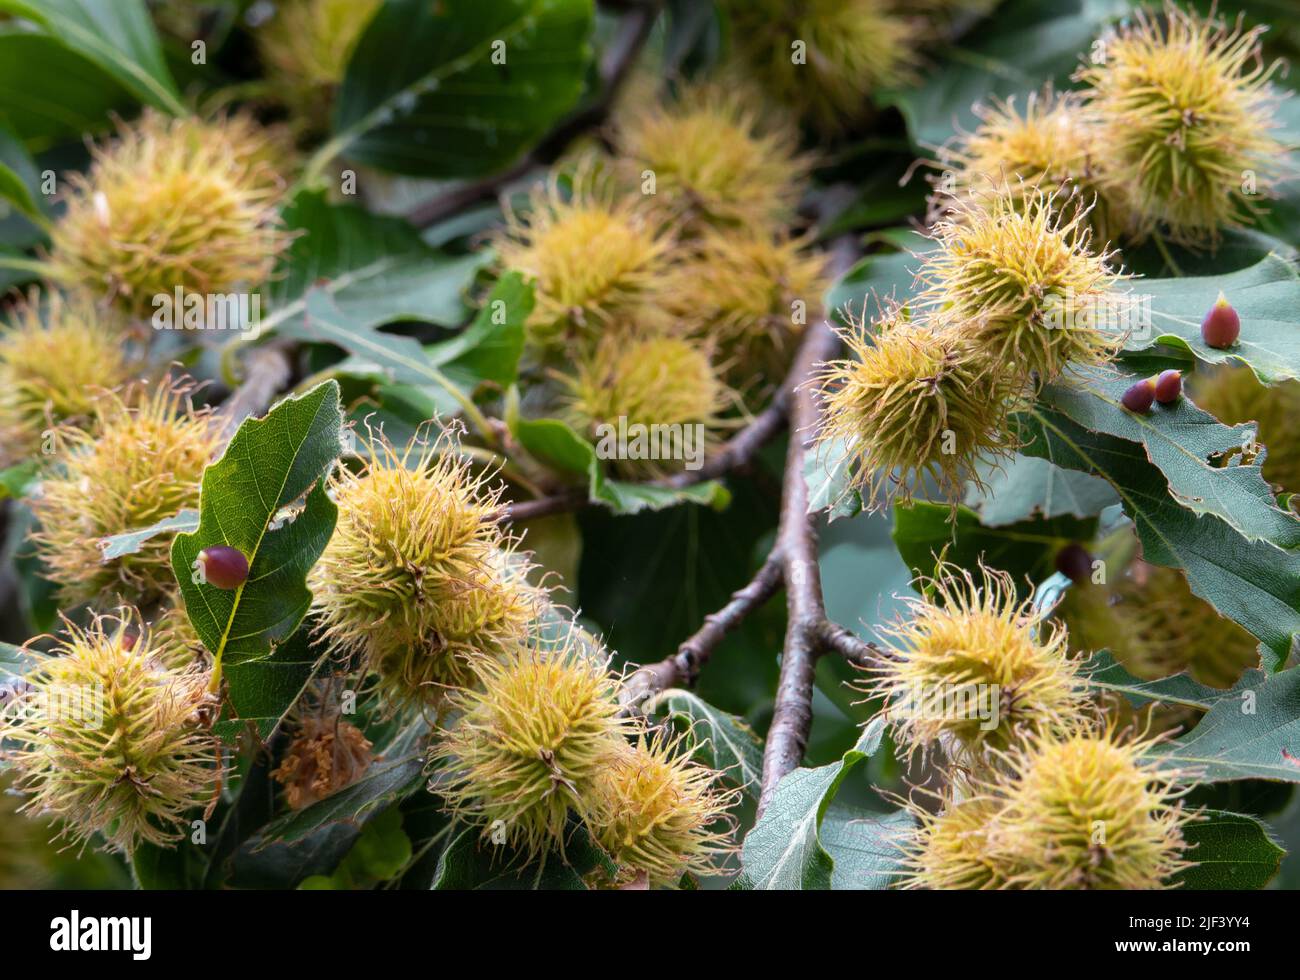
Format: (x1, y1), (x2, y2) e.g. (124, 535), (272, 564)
(613, 83), (810, 232)
(933, 89), (1126, 246)
(559, 333), (731, 480)
(50, 110), (291, 315)
(256, 0), (382, 132)
(919, 188), (1125, 382)
(720, 0), (919, 134)
(862, 563), (1090, 764)
(657, 229), (830, 392)
(993, 726), (1193, 889)
(2, 610), (218, 853)
(898, 725), (1194, 889)
(0, 292), (135, 467)
(309, 428), (540, 711)
(428, 635), (632, 864)
(813, 306), (1022, 511)
(30, 380), (220, 609)
(1076, 3), (1285, 245)
(495, 159), (672, 350)
(589, 731), (739, 887)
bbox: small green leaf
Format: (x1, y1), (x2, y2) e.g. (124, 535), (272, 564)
(171, 381), (342, 673)
(965, 454), (1118, 526)
(1172, 810), (1284, 890)
(99, 509), (199, 561)
(0, 160), (47, 230)
(1083, 649), (1265, 712)
(324, 0), (594, 179)
(426, 271), (532, 391)
(644, 688), (765, 798)
(737, 718), (903, 890)
(430, 823), (611, 890)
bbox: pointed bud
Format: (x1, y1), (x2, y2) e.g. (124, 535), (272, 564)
(1201, 291), (1240, 349)
(1154, 369), (1182, 404)
(1055, 544), (1093, 584)
(198, 545), (249, 590)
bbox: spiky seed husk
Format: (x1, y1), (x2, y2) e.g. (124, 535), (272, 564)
(899, 726), (1193, 889)
(309, 430), (539, 711)
(932, 89), (1126, 246)
(719, 0), (918, 134)
(1188, 364), (1300, 493)
(30, 381), (220, 609)
(919, 188), (1124, 382)
(613, 83), (810, 232)
(0, 292), (134, 468)
(993, 726), (1193, 889)
(428, 637), (632, 863)
(1056, 560), (1259, 689)
(2, 612), (218, 853)
(814, 308), (1022, 511)
(495, 162), (672, 350)
(589, 732), (739, 887)
(272, 715), (374, 810)
(255, 0), (382, 133)
(1076, 3), (1285, 245)
(862, 564), (1090, 764)
(559, 333), (731, 480)
(897, 795), (1016, 890)
(657, 230), (830, 392)
(50, 111), (291, 315)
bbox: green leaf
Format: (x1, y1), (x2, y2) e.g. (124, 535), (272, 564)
(0, 159), (45, 230)
(882, 0), (1129, 148)
(644, 688), (765, 799)
(0, 460), (40, 501)
(171, 381), (342, 670)
(0, 30), (133, 147)
(825, 245), (920, 319)
(1041, 367), (1300, 549)
(1083, 649), (1266, 711)
(99, 509), (199, 561)
(1158, 665), (1300, 782)
(820, 805), (916, 891)
(322, 0), (594, 179)
(431, 823), (611, 890)
(1130, 254), (1300, 385)
(737, 718), (905, 890)
(892, 501), (1097, 592)
(260, 189), (489, 337)
(804, 435), (862, 520)
(211, 626), (323, 743)
(0, 639), (34, 681)
(964, 454), (1118, 526)
(426, 271), (532, 391)
(506, 391), (732, 516)
(0, 0), (183, 115)
(1172, 810), (1284, 890)
(1019, 405), (1300, 670)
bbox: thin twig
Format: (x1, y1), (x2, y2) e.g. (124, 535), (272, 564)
(406, 3), (661, 230)
(214, 342), (294, 444)
(619, 550), (785, 713)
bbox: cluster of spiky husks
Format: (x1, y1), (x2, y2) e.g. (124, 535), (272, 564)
(658, 231), (831, 390)
(560, 334), (732, 480)
(1075, 4), (1285, 245)
(862, 564), (1090, 764)
(719, 0), (918, 135)
(255, 0), (381, 133)
(920, 190), (1125, 382)
(589, 731), (740, 887)
(815, 307), (1022, 511)
(31, 381), (220, 609)
(1189, 365), (1300, 494)
(1057, 560), (1258, 690)
(50, 111), (290, 316)
(612, 83), (810, 231)
(309, 430), (539, 711)
(494, 162), (672, 351)
(899, 726), (1193, 890)
(272, 710), (375, 810)
(0, 292), (135, 467)
(428, 637), (633, 863)
(933, 90), (1127, 247)
(1, 612), (218, 853)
